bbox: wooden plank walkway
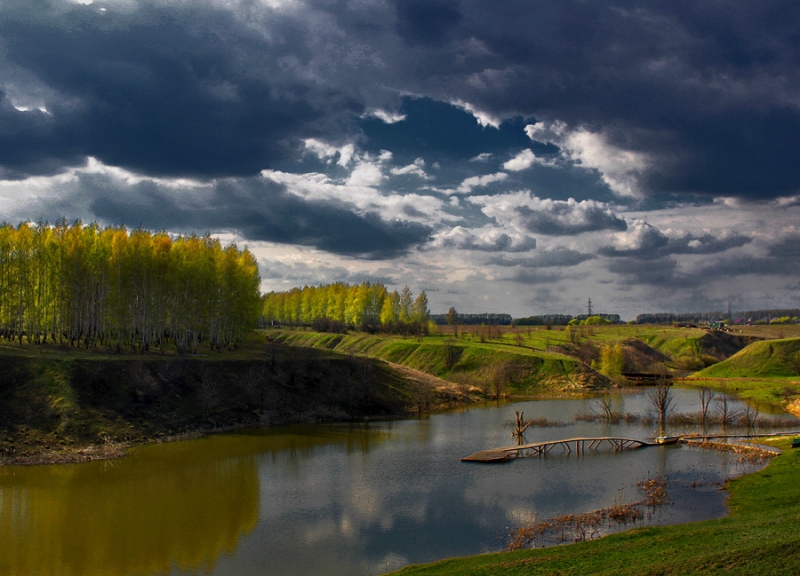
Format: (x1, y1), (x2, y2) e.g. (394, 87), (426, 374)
(461, 431), (800, 463)
(462, 437), (655, 463)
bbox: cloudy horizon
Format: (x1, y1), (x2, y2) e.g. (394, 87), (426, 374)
(2, 0), (799, 319)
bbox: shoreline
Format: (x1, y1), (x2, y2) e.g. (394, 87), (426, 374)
(6, 394), (797, 469)
(0, 398), (478, 467)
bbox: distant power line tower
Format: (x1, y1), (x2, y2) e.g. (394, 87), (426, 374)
(586, 298), (593, 316)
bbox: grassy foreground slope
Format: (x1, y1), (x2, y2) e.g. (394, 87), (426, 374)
(393, 438), (800, 576)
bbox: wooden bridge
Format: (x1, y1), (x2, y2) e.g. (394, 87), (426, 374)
(461, 437), (657, 463)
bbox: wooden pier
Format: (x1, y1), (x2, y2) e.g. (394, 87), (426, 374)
(461, 437), (655, 463)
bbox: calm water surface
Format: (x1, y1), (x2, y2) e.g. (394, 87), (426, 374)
(1, 388), (796, 576)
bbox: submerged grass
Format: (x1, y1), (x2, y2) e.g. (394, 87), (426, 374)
(506, 476), (669, 551)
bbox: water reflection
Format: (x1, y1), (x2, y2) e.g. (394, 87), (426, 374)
(0, 390), (796, 576)
(0, 425), (391, 576)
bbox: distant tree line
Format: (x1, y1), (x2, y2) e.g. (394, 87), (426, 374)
(513, 313), (620, 326)
(429, 312), (512, 326)
(261, 282), (430, 334)
(635, 309), (800, 324)
(0, 220), (262, 352)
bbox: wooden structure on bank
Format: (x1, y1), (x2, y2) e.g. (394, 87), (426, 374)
(622, 372), (674, 385)
(462, 436), (655, 463)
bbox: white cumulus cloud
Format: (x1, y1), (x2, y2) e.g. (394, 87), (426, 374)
(525, 121), (649, 197)
(502, 149), (536, 172)
(454, 172), (508, 194)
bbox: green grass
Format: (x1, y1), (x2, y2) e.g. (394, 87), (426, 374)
(692, 338), (800, 379)
(268, 330), (592, 393)
(684, 377), (800, 409)
(392, 437), (800, 575)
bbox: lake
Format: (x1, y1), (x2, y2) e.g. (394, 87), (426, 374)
(1, 387), (796, 575)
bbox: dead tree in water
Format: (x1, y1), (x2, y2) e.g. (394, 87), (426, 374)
(593, 395), (618, 424)
(742, 403), (760, 435)
(512, 410), (531, 445)
(698, 388), (716, 435)
(716, 395), (739, 434)
(647, 375), (673, 435)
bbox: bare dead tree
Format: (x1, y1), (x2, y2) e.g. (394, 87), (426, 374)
(647, 376), (673, 435)
(698, 387), (716, 435)
(197, 367), (221, 416)
(242, 363), (268, 407)
(593, 395), (618, 424)
(442, 339), (460, 369)
(715, 396), (740, 434)
(742, 403), (761, 435)
(512, 409), (530, 445)
(411, 380), (432, 415)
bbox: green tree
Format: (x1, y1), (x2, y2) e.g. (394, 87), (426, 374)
(599, 343), (624, 377)
(398, 285), (413, 325)
(411, 290), (430, 334)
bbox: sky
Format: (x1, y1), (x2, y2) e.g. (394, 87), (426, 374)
(1, 0), (800, 319)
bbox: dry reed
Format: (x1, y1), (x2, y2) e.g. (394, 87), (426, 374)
(507, 475), (669, 551)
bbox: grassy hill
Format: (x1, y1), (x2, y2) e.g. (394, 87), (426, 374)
(268, 325), (761, 389)
(685, 338), (800, 408)
(691, 337), (800, 379)
(268, 330), (611, 393)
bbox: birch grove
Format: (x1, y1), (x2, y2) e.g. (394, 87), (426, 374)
(0, 221), (261, 352)
(261, 282), (430, 334)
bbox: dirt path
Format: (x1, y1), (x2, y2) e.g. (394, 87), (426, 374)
(383, 361), (477, 401)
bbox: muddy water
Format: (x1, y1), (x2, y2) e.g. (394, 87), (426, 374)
(0, 388), (795, 575)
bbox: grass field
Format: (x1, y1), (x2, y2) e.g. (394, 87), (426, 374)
(267, 324), (793, 392)
(268, 329), (599, 393)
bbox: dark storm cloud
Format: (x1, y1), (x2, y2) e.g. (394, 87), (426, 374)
(0, 0), (369, 178)
(489, 248), (595, 268)
(515, 204), (627, 236)
(32, 173), (431, 259)
(450, 2), (800, 199)
(598, 224), (752, 259)
(3, 0), (800, 199)
(394, 0), (463, 46)
(604, 235), (800, 288)
(376, 1), (800, 199)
